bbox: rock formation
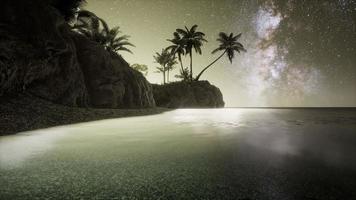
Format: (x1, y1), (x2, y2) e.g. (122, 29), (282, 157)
(153, 81), (225, 108)
(0, 0), (155, 108)
(71, 33), (155, 108)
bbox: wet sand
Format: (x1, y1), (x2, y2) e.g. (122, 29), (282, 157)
(0, 94), (168, 136)
(1, 108), (356, 199)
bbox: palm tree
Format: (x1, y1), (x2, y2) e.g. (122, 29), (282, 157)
(105, 26), (135, 54)
(195, 32), (246, 81)
(176, 25), (207, 81)
(72, 10), (134, 54)
(166, 32), (186, 72)
(154, 49), (172, 84)
(175, 67), (190, 82)
(155, 66), (166, 84)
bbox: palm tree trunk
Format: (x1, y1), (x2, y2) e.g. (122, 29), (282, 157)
(167, 68), (170, 83)
(163, 64), (166, 85)
(178, 54), (184, 72)
(189, 51), (193, 81)
(195, 51), (226, 81)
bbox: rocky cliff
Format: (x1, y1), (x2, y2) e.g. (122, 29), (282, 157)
(153, 81), (225, 108)
(71, 33), (155, 108)
(0, 0), (155, 108)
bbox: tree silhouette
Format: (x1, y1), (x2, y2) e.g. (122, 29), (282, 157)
(166, 32), (186, 73)
(73, 10), (134, 54)
(195, 32), (246, 81)
(155, 66), (166, 84)
(154, 49), (172, 84)
(105, 27), (135, 54)
(175, 67), (190, 82)
(176, 25), (207, 81)
(131, 64), (148, 76)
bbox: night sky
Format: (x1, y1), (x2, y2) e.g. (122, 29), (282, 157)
(86, 0), (356, 107)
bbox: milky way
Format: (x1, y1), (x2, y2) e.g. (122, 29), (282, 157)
(86, 0), (356, 106)
(240, 3), (323, 106)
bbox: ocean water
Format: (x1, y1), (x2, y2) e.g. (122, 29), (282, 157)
(1, 108), (356, 199)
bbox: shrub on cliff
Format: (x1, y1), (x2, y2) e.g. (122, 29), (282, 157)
(72, 10), (134, 54)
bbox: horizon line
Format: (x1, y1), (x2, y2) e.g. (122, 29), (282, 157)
(224, 107), (356, 109)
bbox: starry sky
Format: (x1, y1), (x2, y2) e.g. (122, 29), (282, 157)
(86, 0), (356, 107)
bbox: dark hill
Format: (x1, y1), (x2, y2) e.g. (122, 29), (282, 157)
(0, 0), (155, 108)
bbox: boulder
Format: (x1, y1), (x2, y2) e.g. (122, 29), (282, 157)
(152, 81), (225, 108)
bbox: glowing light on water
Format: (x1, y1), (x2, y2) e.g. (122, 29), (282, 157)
(172, 109), (247, 130)
(173, 109), (241, 122)
(0, 129), (69, 169)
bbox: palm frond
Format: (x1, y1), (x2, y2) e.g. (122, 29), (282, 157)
(115, 41), (135, 47)
(173, 32), (181, 39)
(176, 28), (187, 36)
(233, 33), (242, 40)
(212, 46), (225, 54)
(227, 48), (235, 63)
(194, 31), (205, 36)
(185, 26), (190, 32)
(97, 17), (110, 34)
(190, 24), (198, 32)
(113, 35), (130, 42)
(219, 32), (229, 41)
(114, 46), (133, 54)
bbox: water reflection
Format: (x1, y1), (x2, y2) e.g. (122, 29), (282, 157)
(1, 108), (356, 170)
(170, 109), (356, 168)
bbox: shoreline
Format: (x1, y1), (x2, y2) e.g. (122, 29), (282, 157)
(0, 94), (170, 136)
